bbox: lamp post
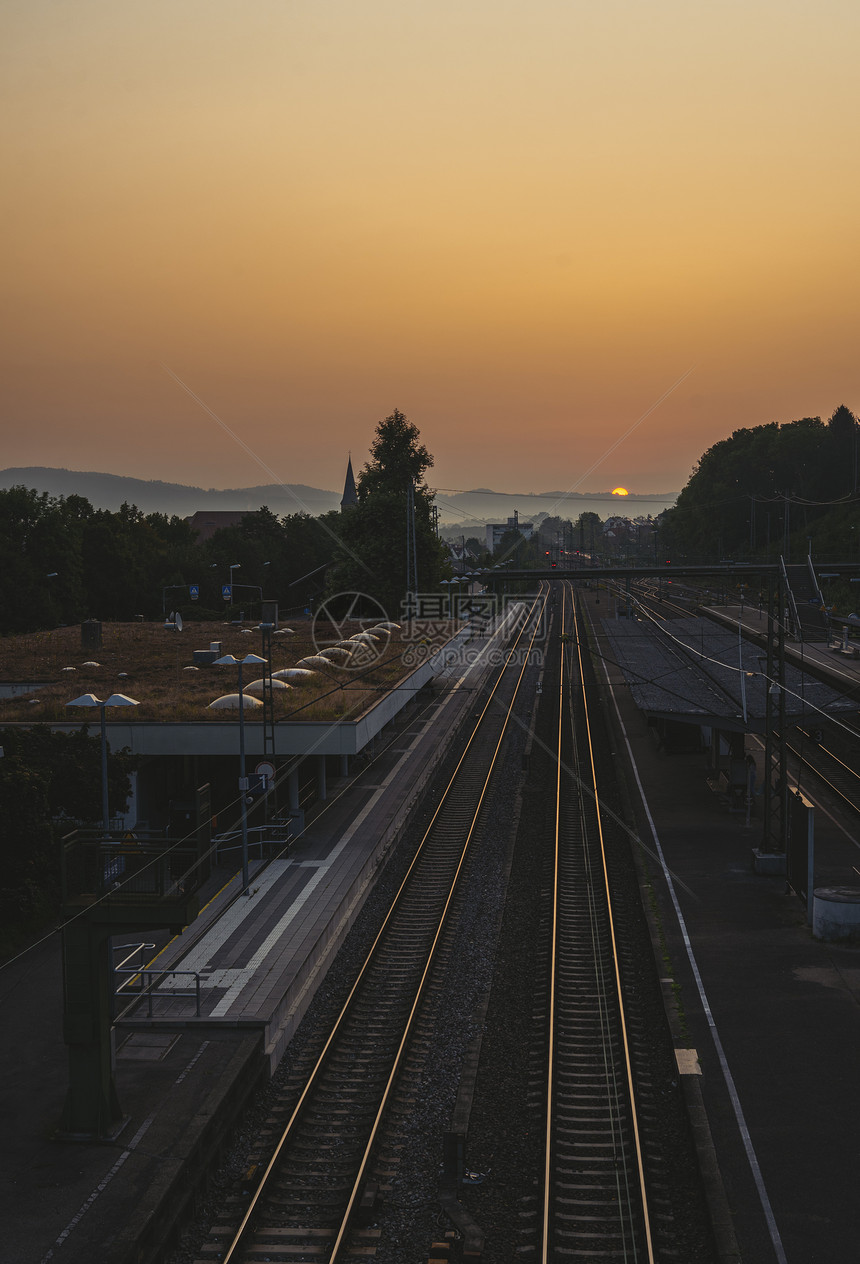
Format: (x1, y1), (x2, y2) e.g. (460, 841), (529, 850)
(214, 653), (266, 893)
(65, 693), (140, 834)
(229, 563), (241, 610)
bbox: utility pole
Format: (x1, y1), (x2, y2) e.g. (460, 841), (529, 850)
(783, 490), (790, 562)
(405, 479), (418, 597)
(777, 569), (788, 850)
(762, 570), (788, 854)
(762, 574), (775, 850)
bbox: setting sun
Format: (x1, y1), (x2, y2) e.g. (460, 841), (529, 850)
(612, 488), (629, 496)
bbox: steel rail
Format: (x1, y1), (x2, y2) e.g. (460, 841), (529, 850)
(570, 584), (655, 1263)
(327, 587), (550, 1261)
(220, 589), (549, 1264)
(603, 575), (700, 624)
(541, 586), (563, 1260)
(540, 581), (654, 1262)
(777, 727), (860, 818)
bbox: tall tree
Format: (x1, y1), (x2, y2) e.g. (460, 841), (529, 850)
(327, 410), (448, 619)
(659, 411), (857, 561)
(827, 404), (859, 495)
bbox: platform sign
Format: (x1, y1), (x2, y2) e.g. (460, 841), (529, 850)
(189, 584), (199, 601)
(255, 761), (275, 795)
(222, 584), (232, 601)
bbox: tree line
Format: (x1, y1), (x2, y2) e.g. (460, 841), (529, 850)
(659, 405), (860, 566)
(0, 487), (341, 635)
(0, 409), (454, 636)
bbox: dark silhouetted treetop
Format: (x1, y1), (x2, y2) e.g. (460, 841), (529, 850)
(659, 407), (860, 562)
(358, 409), (434, 499)
(326, 410), (448, 616)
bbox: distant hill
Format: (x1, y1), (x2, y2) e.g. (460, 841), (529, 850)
(0, 468), (341, 518)
(0, 467), (678, 526)
(434, 487), (678, 526)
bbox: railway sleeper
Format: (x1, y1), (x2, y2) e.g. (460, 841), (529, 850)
(555, 1197), (631, 1210)
(556, 1162), (635, 1179)
(555, 1224), (628, 1239)
(556, 1087), (624, 1097)
(271, 1164), (364, 1180)
(546, 1243), (642, 1253)
(250, 1227), (380, 1240)
(240, 1246), (379, 1261)
(265, 1188), (354, 1204)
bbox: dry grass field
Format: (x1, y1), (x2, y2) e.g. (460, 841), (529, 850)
(0, 618), (456, 726)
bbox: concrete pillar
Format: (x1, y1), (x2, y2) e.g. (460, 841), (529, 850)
(340, 754), (349, 778)
(288, 768), (300, 812)
(59, 920), (123, 1139)
(317, 755), (327, 801)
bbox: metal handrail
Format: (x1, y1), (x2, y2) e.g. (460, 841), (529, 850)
(213, 823), (289, 861)
(114, 965), (203, 1017)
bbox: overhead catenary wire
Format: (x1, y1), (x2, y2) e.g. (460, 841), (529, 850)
(603, 582), (860, 740)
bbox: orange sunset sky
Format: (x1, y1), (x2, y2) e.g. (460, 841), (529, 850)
(2, 0), (859, 497)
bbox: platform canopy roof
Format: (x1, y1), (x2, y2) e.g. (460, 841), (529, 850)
(602, 617), (859, 734)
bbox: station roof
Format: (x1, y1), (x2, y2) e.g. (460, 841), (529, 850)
(602, 616), (859, 733)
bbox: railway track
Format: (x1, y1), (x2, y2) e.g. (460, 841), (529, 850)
(536, 582), (653, 1259)
(194, 593), (548, 1264)
(464, 580), (716, 1263)
(182, 580), (717, 1262)
(617, 580), (860, 824)
(776, 720), (860, 819)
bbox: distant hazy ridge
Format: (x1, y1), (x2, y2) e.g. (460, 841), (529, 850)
(0, 468), (678, 525)
(0, 468), (341, 518)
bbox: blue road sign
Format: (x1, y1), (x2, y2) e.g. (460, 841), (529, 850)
(189, 584), (200, 600)
(222, 584), (232, 601)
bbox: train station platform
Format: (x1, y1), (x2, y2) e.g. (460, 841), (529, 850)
(704, 601), (860, 698)
(116, 625), (495, 1072)
(1, 622), (507, 1264)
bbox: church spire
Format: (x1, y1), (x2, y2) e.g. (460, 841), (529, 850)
(340, 454), (357, 511)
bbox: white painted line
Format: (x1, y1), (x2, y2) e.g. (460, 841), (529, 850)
(208, 717), (437, 1015)
(595, 621), (789, 1264)
(163, 861), (292, 977)
(39, 1115), (155, 1263)
(174, 1040), (210, 1085)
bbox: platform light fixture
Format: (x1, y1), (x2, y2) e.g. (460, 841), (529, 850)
(66, 693), (140, 834)
(214, 653), (267, 894)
